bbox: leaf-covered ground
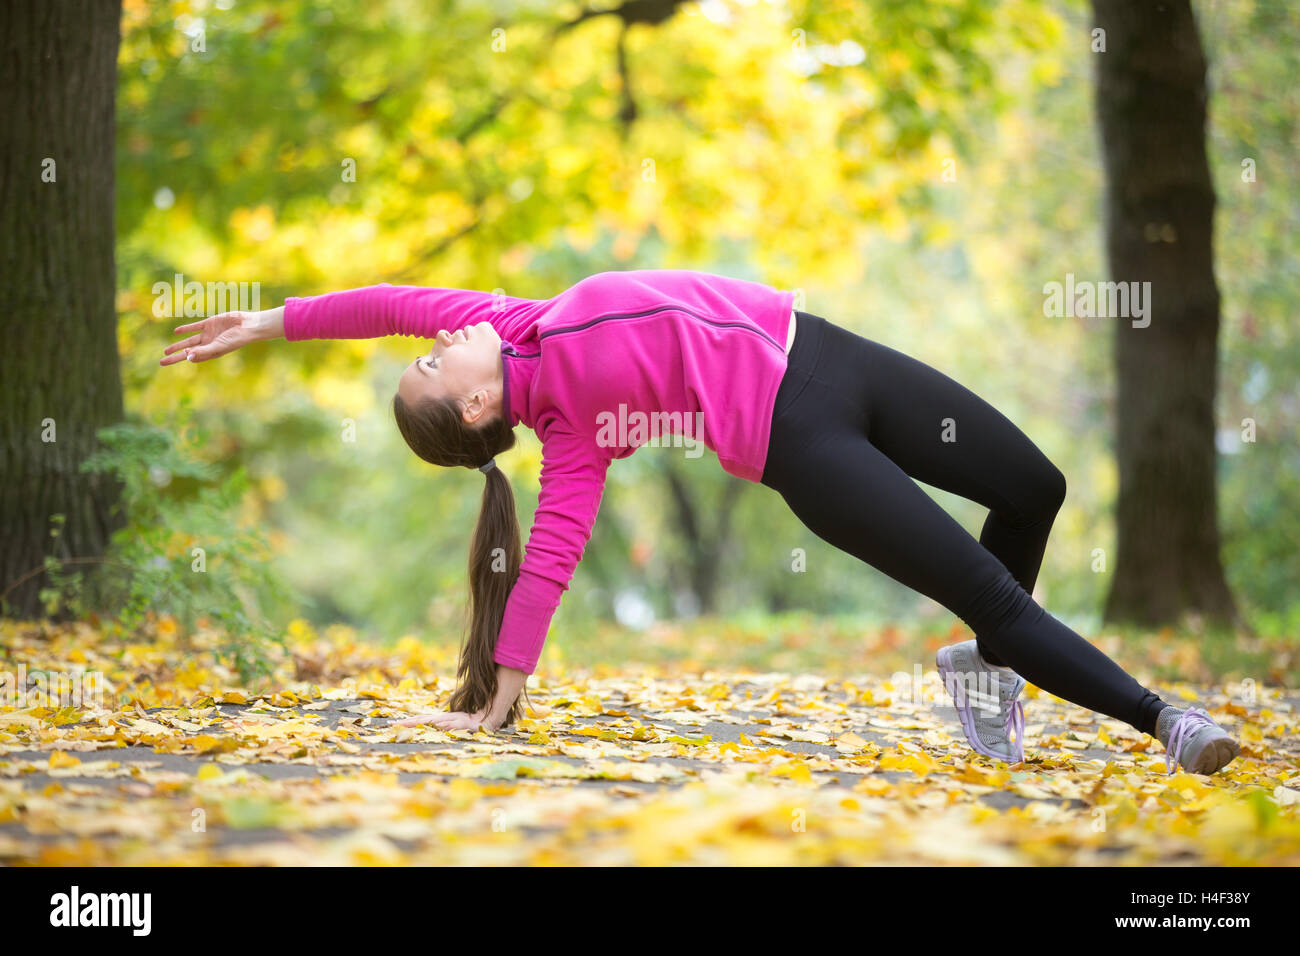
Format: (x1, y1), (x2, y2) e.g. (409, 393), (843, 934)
(2, 619), (1298, 865)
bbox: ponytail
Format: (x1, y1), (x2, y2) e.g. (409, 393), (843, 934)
(448, 463), (531, 723)
(392, 392), (531, 726)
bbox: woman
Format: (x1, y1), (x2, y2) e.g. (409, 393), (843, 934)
(161, 269), (1240, 775)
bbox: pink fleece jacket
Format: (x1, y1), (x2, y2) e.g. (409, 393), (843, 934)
(284, 269), (796, 674)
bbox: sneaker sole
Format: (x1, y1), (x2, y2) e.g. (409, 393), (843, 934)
(936, 645), (1021, 763)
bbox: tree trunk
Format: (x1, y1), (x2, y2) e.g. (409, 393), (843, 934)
(0, 0), (126, 619)
(1091, 0), (1242, 628)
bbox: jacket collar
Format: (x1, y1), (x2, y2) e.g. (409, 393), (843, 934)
(499, 339), (537, 429)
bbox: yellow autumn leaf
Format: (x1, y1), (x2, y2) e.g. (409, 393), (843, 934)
(767, 761), (814, 784)
(187, 734), (229, 754)
(834, 731), (869, 752)
(879, 747), (940, 778)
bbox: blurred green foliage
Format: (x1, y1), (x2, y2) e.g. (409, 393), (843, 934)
(38, 400), (299, 685)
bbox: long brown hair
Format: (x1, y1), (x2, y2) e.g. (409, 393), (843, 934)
(392, 392), (530, 726)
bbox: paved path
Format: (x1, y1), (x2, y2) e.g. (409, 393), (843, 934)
(2, 672), (1296, 864)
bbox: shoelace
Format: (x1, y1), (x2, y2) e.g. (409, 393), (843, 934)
(1165, 707), (1215, 774)
(1004, 698), (1026, 762)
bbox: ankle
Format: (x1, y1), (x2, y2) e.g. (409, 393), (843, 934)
(1155, 704), (1185, 746)
(976, 647), (1014, 673)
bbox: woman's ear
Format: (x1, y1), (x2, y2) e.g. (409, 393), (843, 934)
(461, 381), (505, 426)
(460, 387), (489, 426)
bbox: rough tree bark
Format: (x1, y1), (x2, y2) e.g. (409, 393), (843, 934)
(1091, 0), (1242, 628)
(0, 1), (126, 619)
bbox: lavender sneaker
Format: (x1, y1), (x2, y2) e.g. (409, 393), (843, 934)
(1158, 706), (1241, 775)
(937, 639), (1026, 763)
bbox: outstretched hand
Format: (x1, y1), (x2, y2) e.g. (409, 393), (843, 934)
(390, 709), (501, 732)
(159, 311), (262, 366)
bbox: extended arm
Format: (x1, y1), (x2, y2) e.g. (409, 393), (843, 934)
(283, 283), (533, 342)
(162, 281), (534, 365)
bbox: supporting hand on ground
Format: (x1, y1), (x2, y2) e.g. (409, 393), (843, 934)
(390, 708), (499, 732)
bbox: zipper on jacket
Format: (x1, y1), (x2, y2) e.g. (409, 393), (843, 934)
(536, 304), (784, 353)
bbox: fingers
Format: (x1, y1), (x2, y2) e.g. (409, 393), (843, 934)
(161, 326), (209, 365)
(159, 346), (212, 366)
(160, 332), (201, 366)
(389, 712), (493, 731)
(390, 713), (448, 727)
(163, 334), (201, 357)
(159, 351), (189, 367)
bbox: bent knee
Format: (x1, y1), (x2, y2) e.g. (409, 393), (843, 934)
(1042, 463), (1067, 512)
(999, 461), (1066, 529)
(1021, 461), (1066, 525)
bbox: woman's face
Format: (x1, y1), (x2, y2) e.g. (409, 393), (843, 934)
(396, 322), (504, 425)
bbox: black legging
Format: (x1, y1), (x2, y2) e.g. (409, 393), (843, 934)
(761, 311), (1168, 737)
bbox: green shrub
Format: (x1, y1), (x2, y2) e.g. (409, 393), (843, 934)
(38, 399), (298, 686)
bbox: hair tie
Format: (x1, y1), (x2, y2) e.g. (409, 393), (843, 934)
(478, 458), (497, 474)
